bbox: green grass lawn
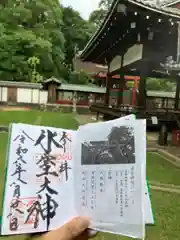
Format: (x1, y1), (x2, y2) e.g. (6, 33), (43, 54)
(95, 190), (180, 240)
(0, 111), (78, 130)
(147, 152), (180, 185)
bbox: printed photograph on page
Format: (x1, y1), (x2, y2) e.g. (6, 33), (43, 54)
(73, 118), (145, 234)
(81, 125), (135, 165)
(1, 124), (75, 235)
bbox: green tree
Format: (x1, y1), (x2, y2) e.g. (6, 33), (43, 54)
(89, 0), (113, 28)
(27, 56), (43, 83)
(0, 0), (64, 81)
(146, 78), (175, 91)
(70, 70), (92, 85)
(89, 9), (105, 27)
(62, 6), (95, 71)
(99, 0), (113, 10)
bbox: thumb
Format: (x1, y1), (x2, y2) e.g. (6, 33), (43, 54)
(41, 217), (90, 240)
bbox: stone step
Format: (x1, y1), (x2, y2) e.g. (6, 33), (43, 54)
(0, 126), (8, 132)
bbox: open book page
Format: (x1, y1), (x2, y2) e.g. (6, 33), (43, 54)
(73, 117), (146, 239)
(144, 182), (154, 225)
(85, 117), (154, 236)
(95, 182), (154, 238)
(1, 124), (76, 235)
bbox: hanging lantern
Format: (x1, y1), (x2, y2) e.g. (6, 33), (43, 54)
(131, 22), (136, 28)
(148, 31), (154, 40)
(137, 33), (141, 42)
(117, 4), (127, 15)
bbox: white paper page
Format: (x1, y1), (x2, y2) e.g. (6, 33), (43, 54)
(73, 117), (145, 239)
(144, 182), (154, 225)
(95, 181), (154, 239)
(83, 116), (154, 228)
(93, 119), (154, 238)
(1, 124), (76, 235)
(138, 119), (154, 225)
(91, 117), (154, 228)
(91, 119), (148, 239)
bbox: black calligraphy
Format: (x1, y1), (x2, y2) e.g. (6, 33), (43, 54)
(25, 194), (59, 229)
(90, 171), (96, 210)
(59, 131), (71, 153)
(37, 177), (58, 195)
(34, 130), (63, 154)
(8, 130), (33, 231)
(36, 154), (58, 178)
(124, 170), (128, 208)
(99, 171), (105, 192)
(27, 128), (72, 231)
(59, 161), (71, 181)
(120, 170), (123, 217)
(81, 172), (87, 207)
(11, 163), (27, 184)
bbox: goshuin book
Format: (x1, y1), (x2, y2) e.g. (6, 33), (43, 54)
(0, 115), (154, 239)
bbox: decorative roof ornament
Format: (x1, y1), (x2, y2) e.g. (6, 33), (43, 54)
(137, 33), (141, 42)
(160, 56), (180, 72)
(148, 30), (154, 40)
(131, 22), (136, 28)
(117, 3), (127, 15)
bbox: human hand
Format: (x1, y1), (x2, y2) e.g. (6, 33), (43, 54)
(39, 217), (98, 240)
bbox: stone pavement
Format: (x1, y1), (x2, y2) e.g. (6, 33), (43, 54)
(150, 185), (180, 194)
(74, 114), (99, 125)
(149, 181), (180, 189)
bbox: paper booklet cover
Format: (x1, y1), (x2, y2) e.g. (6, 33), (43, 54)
(0, 115), (153, 239)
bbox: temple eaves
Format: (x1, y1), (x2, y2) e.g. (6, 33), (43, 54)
(80, 0), (180, 64)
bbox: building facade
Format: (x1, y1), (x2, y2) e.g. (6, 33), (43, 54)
(0, 78), (178, 110)
(0, 81), (47, 105)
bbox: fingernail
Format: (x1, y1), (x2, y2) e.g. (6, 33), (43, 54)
(88, 229), (98, 238)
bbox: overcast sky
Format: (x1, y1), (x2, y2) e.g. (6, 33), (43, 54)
(61, 0), (100, 20)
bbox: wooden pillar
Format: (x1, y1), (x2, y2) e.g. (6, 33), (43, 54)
(117, 54), (125, 106)
(158, 124), (168, 146)
(94, 93), (97, 103)
(105, 64), (111, 105)
(96, 112), (100, 121)
(132, 78), (138, 106)
(174, 74), (180, 109)
(162, 98), (165, 108)
(117, 72), (125, 106)
(137, 63), (148, 108)
(48, 83), (57, 103)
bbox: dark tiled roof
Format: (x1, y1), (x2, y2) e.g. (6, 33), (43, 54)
(0, 81), (42, 89)
(43, 77), (62, 84)
(81, 0), (180, 60)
